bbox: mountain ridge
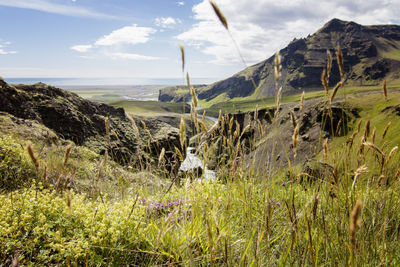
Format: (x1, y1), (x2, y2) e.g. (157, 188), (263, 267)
(159, 18), (400, 103)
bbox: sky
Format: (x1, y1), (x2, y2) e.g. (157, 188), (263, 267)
(0, 0), (400, 83)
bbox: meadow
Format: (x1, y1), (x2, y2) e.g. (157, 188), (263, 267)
(1, 2), (400, 266)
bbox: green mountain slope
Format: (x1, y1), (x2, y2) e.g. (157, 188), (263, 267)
(162, 18), (400, 103)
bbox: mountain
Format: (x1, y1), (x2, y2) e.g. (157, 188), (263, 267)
(160, 19), (400, 102)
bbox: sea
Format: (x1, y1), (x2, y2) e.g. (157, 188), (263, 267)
(4, 77), (216, 101)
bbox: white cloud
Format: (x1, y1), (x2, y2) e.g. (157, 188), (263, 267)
(177, 0), (400, 65)
(108, 52), (162, 61)
(155, 17), (182, 28)
(0, 0), (116, 19)
(71, 25), (160, 61)
(0, 42), (17, 55)
(70, 44), (92, 53)
(177, 1), (185, 6)
(95, 24), (156, 46)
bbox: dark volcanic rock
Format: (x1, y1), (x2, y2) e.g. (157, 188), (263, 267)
(0, 79), (142, 163)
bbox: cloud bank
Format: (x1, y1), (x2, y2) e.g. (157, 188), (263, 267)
(177, 0), (400, 65)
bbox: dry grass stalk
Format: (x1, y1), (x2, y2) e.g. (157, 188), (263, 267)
(190, 86), (198, 107)
(292, 126), (299, 157)
(229, 117), (234, 132)
(274, 52), (281, 83)
(141, 120), (147, 130)
(257, 119), (263, 138)
(179, 44), (185, 72)
(377, 174), (385, 185)
(352, 165), (368, 190)
(300, 91), (305, 111)
(175, 146), (184, 162)
(347, 131), (357, 149)
(199, 120), (208, 133)
(330, 80), (343, 102)
(274, 87), (282, 118)
(63, 144), (72, 167)
(158, 147), (166, 166)
(382, 79), (388, 100)
(97, 150), (108, 178)
(290, 110), (297, 129)
(186, 72), (191, 88)
(202, 110), (206, 121)
(382, 122), (391, 139)
(326, 50), (332, 78)
(323, 138), (328, 162)
(394, 168), (400, 180)
(240, 125), (250, 139)
(128, 115), (140, 136)
(350, 200), (362, 249)
(321, 69), (329, 95)
(357, 119), (362, 134)
(386, 146), (398, 164)
(370, 127), (376, 144)
(363, 141), (385, 157)
(104, 117), (110, 137)
(180, 117), (186, 150)
(364, 120), (370, 140)
(26, 142), (39, 171)
(336, 44), (344, 79)
(209, 1), (228, 30)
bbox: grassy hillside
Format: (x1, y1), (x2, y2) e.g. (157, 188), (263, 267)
(2, 7), (400, 265)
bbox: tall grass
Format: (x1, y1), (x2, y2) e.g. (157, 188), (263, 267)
(1, 1), (400, 265)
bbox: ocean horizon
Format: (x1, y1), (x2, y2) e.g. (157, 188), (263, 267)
(3, 77), (217, 86)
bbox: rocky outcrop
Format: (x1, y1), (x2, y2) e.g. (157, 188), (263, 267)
(158, 85), (206, 102)
(192, 19), (400, 101)
(0, 79), (142, 163)
(194, 96), (359, 172)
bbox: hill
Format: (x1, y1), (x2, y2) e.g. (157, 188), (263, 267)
(160, 18), (400, 103)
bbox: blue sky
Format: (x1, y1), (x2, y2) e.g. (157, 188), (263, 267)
(0, 0), (399, 82)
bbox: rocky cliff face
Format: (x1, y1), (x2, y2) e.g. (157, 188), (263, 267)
(0, 79), (142, 163)
(195, 19), (400, 101)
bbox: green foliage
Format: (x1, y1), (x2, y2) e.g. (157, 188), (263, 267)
(0, 136), (36, 190)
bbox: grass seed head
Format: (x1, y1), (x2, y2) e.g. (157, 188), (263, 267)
(180, 117), (186, 150)
(300, 91), (305, 111)
(330, 80), (343, 102)
(104, 117), (110, 137)
(371, 127), (376, 144)
(209, 1), (228, 30)
(386, 146), (398, 164)
(63, 143), (73, 167)
(26, 142), (39, 171)
(179, 44), (185, 72)
(382, 79), (387, 100)
(292, 126), (299, 157)
(321, 69), (329, 95)
(158, 147), (166, 166)
(323, 138), (328, 162)
(326, 49), (332, 78)
(290, 110), (297, 129)
(274, 52), (281, 83)
(350, 200), (362, 248)
(382, 122), (391, 139)
(364, 120), (370, 140)
(336, 44), (344, 79)
(128, 115), (140, 136)
(363, 141), (385, 157)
